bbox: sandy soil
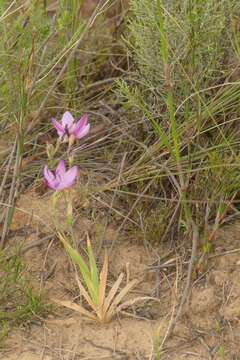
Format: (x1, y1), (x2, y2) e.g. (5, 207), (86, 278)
(1, 188), (240, 360)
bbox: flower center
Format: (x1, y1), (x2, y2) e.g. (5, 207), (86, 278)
(64, 124), (70, 137)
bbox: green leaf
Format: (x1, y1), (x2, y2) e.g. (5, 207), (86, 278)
(58, 233), (96, 300)
(87, 236), (99, 304)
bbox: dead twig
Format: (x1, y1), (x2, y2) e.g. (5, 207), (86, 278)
(209, 248), (240, 258)
(0, 235), (53, 263)
(160, 220), (199, 348)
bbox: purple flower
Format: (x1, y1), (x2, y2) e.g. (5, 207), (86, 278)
(51, 111), (90, 140)
(44, 160), (78, 190)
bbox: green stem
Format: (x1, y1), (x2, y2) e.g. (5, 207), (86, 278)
(157, 0), (191, 222)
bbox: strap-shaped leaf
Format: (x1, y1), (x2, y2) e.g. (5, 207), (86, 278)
(98, 250), (108, 308)
(103, 272), (124, 315)
(58, 232), (96, 300)
(75, 276), (97, 311)
(106, 279), (138, 321)
(87, 235), (99, 304)
(53, 298), (97, 321)
(58, 233), (90, 278)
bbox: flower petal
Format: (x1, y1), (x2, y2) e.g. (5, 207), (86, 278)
(51, 118), (65, 137)
(61, 111), (75, 128)
(70, 114), (88, 134)
(74, 123), (90, 139)
(44, 166), (54, 181)
(55, 160), (66, 177)
(57, 166), (78, 190)
(43, 166), (59, 190)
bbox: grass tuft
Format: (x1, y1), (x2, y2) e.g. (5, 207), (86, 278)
(0, 251), (50, 344)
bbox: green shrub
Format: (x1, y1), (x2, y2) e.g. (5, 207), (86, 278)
(115, 0), (240, 237)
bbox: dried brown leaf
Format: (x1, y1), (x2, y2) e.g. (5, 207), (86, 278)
(52, 298), (97, 321)
(106, 279), (138, 321)
(98, 250), (108, 308)
(103, 272), (124, 315)
(75, 276), (96, 311)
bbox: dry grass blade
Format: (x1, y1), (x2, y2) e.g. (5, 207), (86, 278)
(53, 298), (97, 321)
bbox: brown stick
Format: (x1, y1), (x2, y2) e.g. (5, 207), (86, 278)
(0, 235), (52, 263)
(160, 220), (199, 348)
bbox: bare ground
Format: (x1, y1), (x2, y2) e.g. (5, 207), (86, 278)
(1, 187), (240, 360)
